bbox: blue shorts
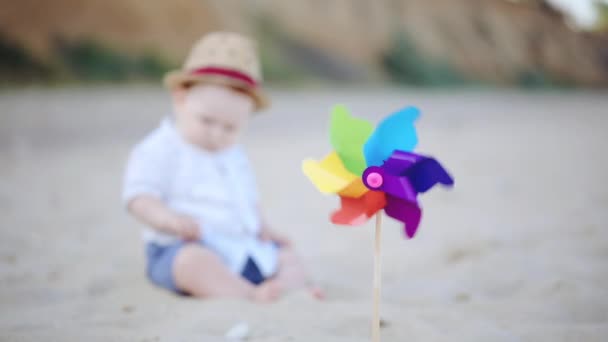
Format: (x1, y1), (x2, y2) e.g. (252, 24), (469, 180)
(145, 242), (268, 295)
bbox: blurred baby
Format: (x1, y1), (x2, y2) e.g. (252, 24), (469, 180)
(122, 32), (321, 302)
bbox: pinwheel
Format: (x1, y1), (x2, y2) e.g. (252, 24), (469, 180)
(302, 105), (454, 341)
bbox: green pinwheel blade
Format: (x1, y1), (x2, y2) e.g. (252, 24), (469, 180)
(329, 104), (374, 175)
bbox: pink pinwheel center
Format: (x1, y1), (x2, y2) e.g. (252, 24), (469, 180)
(366, 172), (383, 188)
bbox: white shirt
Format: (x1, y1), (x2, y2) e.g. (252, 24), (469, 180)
(122, 118), (278, 277)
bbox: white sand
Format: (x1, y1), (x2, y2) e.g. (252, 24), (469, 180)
(0, 86), (607, 341)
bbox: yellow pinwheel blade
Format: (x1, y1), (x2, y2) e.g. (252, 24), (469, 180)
(302, 151), (364, 195)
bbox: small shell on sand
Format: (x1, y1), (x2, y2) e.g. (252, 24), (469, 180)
(225, 322), (250, 340)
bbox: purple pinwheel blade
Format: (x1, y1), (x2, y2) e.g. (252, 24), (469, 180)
(384, 195), (422, 238)
(404, 157), (454, 193)
(380, 172), (417, 203)
(382, 150), (423, 175)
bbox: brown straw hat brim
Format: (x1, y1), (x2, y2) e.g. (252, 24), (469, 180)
(163, 70), (270, 112)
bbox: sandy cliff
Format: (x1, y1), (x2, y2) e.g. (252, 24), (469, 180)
(0, 0), (606, 85)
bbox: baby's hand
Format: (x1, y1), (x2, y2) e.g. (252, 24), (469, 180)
(165, 213), (201, 241)
(259, 227), (291, 247)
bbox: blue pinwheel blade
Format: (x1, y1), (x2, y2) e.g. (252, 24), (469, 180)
(363, 106), (420, 167)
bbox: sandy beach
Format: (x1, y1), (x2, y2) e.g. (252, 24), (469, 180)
(0, 86), (607, 341)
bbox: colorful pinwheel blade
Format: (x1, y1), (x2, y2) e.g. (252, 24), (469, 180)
(404, 157), (454, 193)
(367, 150), (453, 199)
(330, 105), (374, 175)
(302, 152), (357, 194)
(331, 191), (386, 226)
(379, 172), (418, 202)
(381, 150), (424, 174)
(384, 195), (422, 238)
(338, 178), (369, 198)
(363, 107), (419, 167)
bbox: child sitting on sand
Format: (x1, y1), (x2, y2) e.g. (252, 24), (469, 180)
(122, 32), (320, 302)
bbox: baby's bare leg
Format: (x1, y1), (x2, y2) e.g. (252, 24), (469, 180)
(173, 244), (252, 298)
(173, 244), (281, 302)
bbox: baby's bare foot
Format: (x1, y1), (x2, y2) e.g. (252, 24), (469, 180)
(308, 285), (325, 301)
(251, 280), (282, 303)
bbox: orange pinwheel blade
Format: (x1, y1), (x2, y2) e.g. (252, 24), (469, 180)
(330, 191), (387, 226)
(338, 178), (369, 198)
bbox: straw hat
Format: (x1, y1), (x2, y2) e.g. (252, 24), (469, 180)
(164, 32), (269, 111)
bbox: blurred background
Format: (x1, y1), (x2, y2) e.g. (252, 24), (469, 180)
(1, 1), (608, 341)
(1, 0), (608, 87)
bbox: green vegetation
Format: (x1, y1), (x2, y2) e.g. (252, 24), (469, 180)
(516, 68), (577, 89)
(381, 32), (467, 86)
(254, 14), (366, 84)
(254, 15), (311, 83)
(0, 35), (171, 85)
(517, 68), (553, 88)
(55, 39), (170, 82)
(382, 31), (578, 89)
(595, 2), (608, 32)
(0, 34), (51, 84)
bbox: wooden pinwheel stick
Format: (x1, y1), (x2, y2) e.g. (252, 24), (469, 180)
(372, 213), (383, 342)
